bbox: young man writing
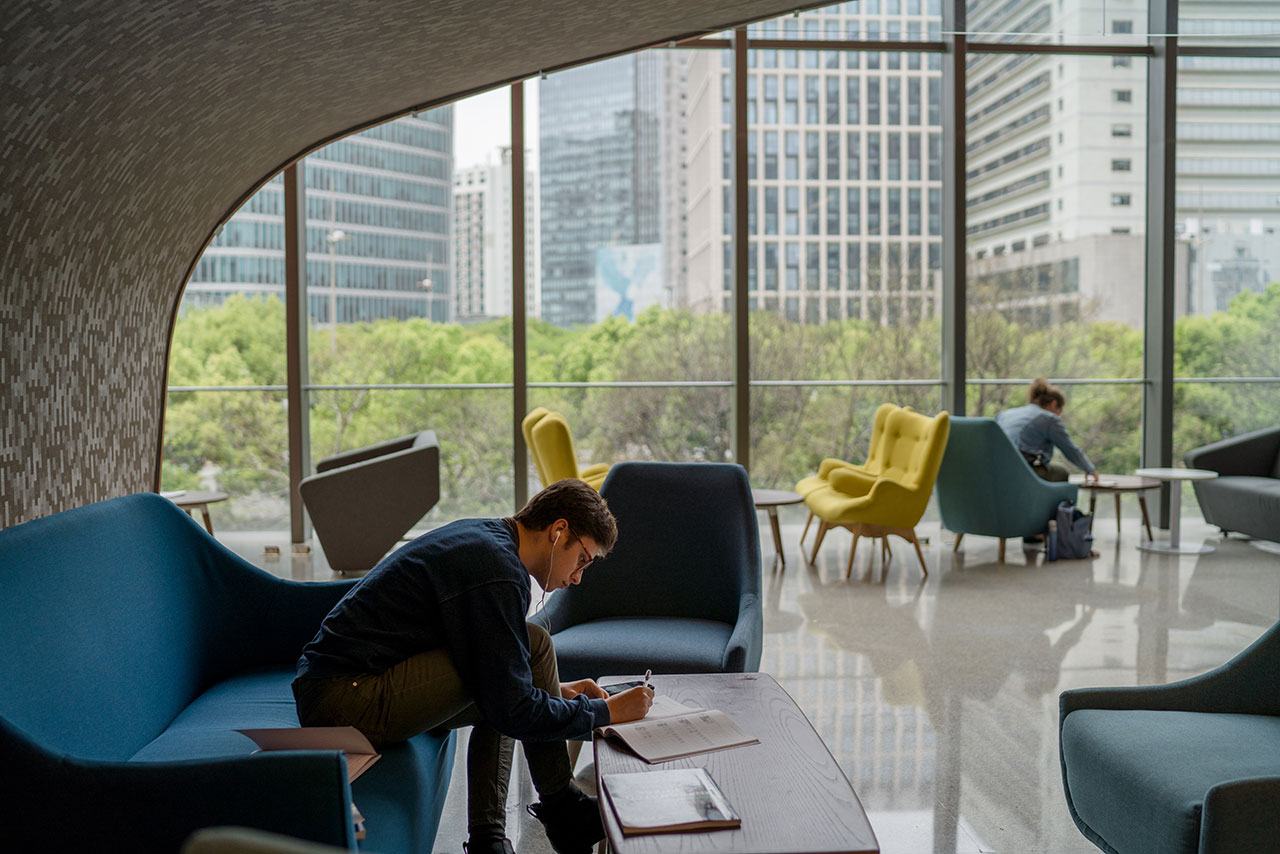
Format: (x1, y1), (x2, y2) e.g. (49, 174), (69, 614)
(293, 479), (654, 854)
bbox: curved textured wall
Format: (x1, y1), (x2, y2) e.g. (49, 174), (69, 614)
(0, 1), (795, 528)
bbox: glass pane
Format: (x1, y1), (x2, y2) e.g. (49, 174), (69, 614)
(745, 33), (943, 488)
(170, 188), (289, 531)
(305, 90), (515, 523)
(965, 54), (1147, 476)
(161, 390), (289, 531)
(1180, 3), (1280, 47)
(750, 1), (942, 44)
(1174, 55), (1280, 464)
(966, 0), (1148, 45)
(528, 49), (732, 491)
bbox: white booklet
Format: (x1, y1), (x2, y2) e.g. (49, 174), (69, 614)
(238, 726), (381, 784)
(603, 768), (741, 835)
(597, 697), (759, 763)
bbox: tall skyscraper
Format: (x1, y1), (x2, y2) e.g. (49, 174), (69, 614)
(684, 5), (946, 325)
(452, 146), (540, 321)
(185, 109), (454, 323)
(539, 54), (665, 327)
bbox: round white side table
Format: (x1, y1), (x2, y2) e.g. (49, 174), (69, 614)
(1133, 467), (1218, 555)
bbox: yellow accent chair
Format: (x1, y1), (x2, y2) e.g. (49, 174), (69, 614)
(522, 407), (610, 491)
(796, 403), (895, 545)
(803, 405), (950, 579)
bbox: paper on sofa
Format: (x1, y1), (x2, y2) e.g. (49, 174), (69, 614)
(238, 726), (381, 783)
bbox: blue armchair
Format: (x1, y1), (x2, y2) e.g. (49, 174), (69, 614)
(531, 461), (762, 679)
(0, 494), (455, 852)
(935, 417), (1077, 561)
(1059, 620), (1280, 854)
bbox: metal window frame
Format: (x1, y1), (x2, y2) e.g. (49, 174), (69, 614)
(261, 1), (1280, 527)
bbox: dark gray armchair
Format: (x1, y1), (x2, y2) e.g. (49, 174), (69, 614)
(1184, 427), (1280, 543)
(300, 431), (440, 573)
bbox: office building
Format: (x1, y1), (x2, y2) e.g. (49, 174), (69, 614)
(685, 5), (946, 324)
(453, 146), (540, 321)
(185, 109), (455, 322)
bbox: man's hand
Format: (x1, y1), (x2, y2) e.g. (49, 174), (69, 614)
(604, 685), (654, 724)
(560, 678), (609, 701)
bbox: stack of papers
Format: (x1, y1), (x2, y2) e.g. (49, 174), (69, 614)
(596, 696), (759, 763)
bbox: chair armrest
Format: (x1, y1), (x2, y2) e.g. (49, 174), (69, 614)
(818, 457), (869, 479)
(1061, 620), (1280, 720)
(1, 719), (355, 851)
(828, 466), (878, 497)
(1199, 777), (1280, 854)
(1184, 427), (1280, 477)
(721, 593), (762, 673)
(315, 433), (418, 473)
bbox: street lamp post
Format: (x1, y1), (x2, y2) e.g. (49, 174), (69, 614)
(420, 277), (447, 322)
(326, 227), (346, 354)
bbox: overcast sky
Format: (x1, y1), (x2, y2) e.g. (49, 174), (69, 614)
(452, 82), (540, 172)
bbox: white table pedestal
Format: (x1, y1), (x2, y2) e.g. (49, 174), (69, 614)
(1135, 469), (1217, 555)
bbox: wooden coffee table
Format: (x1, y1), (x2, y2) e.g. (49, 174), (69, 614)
(594, 672), (878, 854)
(164, 490), (229, 534)
(752, 488), (804, 570)
(1068, 474), (1161, 542)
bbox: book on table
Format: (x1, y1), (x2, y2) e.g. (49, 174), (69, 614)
(602, 767), (741, 835)
(596, 695), (759, 763)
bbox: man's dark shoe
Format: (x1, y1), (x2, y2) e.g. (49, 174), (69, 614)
(463, 836), (514, 854)
(527, 787), (605, 854)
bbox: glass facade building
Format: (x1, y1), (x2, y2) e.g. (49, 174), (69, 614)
(538, 54), (665, 326)
(185, 109), (454, 323)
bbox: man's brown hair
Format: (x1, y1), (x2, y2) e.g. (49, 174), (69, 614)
(513, 479), (618, 556)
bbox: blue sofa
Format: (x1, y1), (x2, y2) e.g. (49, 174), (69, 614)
(1059, 620), (1280, 853)
(531, 461), (762, 680)
(1184, 426), (1280, 543)
(0, 494), (454, 852)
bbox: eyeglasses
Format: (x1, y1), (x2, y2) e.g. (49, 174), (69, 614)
(568, 532), (596, 570)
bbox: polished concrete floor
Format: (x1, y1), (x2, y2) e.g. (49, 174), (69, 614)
(227, 507), (1280, 853)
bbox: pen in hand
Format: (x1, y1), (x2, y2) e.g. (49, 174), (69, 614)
(643, 669), (652, 691)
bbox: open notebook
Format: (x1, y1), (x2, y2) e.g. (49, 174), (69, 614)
(596, 696), (759, 763)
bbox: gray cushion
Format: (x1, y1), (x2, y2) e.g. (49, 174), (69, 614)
(1062, 710), (1280, 854)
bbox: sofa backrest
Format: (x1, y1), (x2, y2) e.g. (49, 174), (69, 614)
(0, 494), (252, 761)
(868, 405), (950, 491)
(547, 462), (760, 626)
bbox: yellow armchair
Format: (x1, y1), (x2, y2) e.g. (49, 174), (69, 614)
(522, 408), (610, 491)
(795, 403), (896, 543)
(804, 405), (950, 579)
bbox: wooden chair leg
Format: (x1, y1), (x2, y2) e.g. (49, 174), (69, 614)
(809, 521), (829, 565)
(1115, 492), (1122, 535)
(952, 532), (964, 552)
(800, 511), (814, 546)
(845, 530), (861, 579)
(568, 739), (584, 769)
(998, 538), (1006, 563)
(909, 530), (929, 578)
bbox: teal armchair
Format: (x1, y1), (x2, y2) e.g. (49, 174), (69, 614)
(935, 417), (1077, 560)
(1059, 619), (1280, 853)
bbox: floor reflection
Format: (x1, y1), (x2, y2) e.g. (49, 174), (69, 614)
(223, 511), (1280, 853)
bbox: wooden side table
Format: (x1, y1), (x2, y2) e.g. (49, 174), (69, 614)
(752, 488), (804, 569)
(1069, 474), (1161, 542)
(164, 490), (230, 534)
(1133, 468), (1219, 555)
